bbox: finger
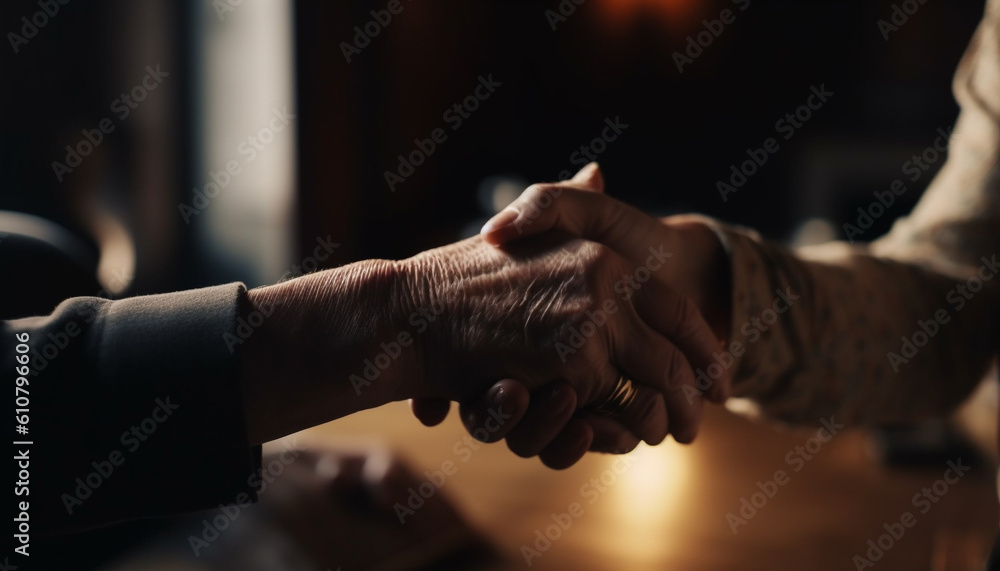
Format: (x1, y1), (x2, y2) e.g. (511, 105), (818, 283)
(482, 163), (602, 241)
(458, 379), (530, 443)
(505, 381), (577, 458)
(616, 315), (704, 444)
(480, 181), (728, 402)
(634, 279), (730, 403)
(538, 418), (594, 470)
(580, 413), (642, 453)
(481, 185), (660, 255)
(582, 358), (669, 445)
(612, 380), (670, 446)
(561, 162), (605, 193)
(410, 397), (451, 427)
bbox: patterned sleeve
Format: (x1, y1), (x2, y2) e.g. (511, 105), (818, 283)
(708, 0), (1000, 426)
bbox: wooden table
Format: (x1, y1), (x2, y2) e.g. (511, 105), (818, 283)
(294, 402), (999, 570)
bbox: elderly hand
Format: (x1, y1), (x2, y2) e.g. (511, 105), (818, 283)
(399, 231), (719, 449)
(483, 163), (733, 351)
(242, 171), (722, 469)
(412, 164), (732, 468)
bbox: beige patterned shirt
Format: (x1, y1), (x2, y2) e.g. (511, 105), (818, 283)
(715, 0), (1000, 427)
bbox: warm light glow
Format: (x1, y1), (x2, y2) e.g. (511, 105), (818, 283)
(596, 0), (702, 29)
(605, 443), (692, 561)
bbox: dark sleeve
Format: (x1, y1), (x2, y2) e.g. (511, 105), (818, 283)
(5, 283), (262, 536)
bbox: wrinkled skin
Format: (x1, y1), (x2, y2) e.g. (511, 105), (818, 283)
(403, 234), (638, 406)
(244, 230), (716, 459)
(396, 230), (720, 454)
(412, 163), (732, 467)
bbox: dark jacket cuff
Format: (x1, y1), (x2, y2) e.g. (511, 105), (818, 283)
(31, 283), (261, 534)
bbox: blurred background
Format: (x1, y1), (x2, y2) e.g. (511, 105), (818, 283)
(3, 0), (999, 569)
(1, 0), (987, 293)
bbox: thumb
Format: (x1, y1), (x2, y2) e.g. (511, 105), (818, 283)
(564, 162), (605, 193)
(480, 163), (612, 239)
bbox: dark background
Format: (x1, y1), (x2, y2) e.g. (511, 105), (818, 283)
(0, 0), (986, 294)
(0, 1), (993, 569)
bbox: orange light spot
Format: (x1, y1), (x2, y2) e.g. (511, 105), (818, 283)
(595, 0), (703, 29)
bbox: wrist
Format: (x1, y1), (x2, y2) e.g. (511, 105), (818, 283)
(392, 254), (452, 400)
(661, 216), (732, 342)
(240, 259), (412, 444)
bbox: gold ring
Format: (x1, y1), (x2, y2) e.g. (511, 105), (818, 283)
(592, 375), (638, 417)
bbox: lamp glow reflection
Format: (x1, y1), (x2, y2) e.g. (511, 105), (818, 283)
(597, 0), (702, 28)
(604, 442), (693, 561)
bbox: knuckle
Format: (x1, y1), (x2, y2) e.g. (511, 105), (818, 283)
(578, 356), (609, 404)
(663, 346), (683, 383)
(587, 241), (614, 265)
(665, 295), (702, 340)
(522, 183), (561, 211)
(630, 390), (660, 426)
(663, 347), (692, 395)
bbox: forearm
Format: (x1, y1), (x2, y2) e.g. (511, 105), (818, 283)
(701, 2), (1000, 427)
(240, 259), (410, 444)
(710, 227), (997, 426)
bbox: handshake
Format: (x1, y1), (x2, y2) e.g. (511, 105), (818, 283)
(241, 163), (734, 469)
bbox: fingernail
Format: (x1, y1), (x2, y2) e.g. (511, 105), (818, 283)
(490, 385), (514, 410)
(481, 208), (518, 235)
(547, 385), (574, 416)
(489, 384), (505, 402)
